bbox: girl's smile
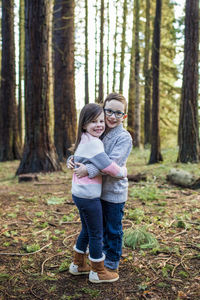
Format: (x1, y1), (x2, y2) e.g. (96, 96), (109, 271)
(84, 111), (105, 137)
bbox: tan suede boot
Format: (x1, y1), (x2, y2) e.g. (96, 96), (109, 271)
(69, 251), (90, 275)
(89, 261), (119, 283)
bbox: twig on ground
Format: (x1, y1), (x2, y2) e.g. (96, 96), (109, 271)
(171, 254), (188, 277)
(0, 242), (52, 256)
(21, 227), (49, 236)
(63, 232), (79, 246)
(30, 285), (44, 300)
(61, 221), (81, 225)
(173, 229), (187, 237)
(41, 252), (68, 275)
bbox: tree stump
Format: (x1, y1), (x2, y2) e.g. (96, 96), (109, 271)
(18, 174), (39, 183)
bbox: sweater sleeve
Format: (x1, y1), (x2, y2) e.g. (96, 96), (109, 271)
(86, 133), (132, 178)
(107, 134), (132, 166)
(88, 148), (127, 179)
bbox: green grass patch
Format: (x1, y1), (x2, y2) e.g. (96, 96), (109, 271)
(129, 184), (165, 202)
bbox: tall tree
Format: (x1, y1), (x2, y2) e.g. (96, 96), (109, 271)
(85, 0), (89, 104)
(17, 0), (61, 174)
(98, 0), (104, 102)
(177, 0), (199, 163)
(18, 0), (25, 144)
(106, 0), (110, 95)
(143, 0), (151, 146)
(0, 0), (21, 161)
(53, 0), (77, 161)
(112, 0), (119, 92)
(133, 0), (140, 148)
(149, 0), (163, 164)
(119, 0), (127, 94)
(127, 1), (135, 140)
(94, 0), (98, 101)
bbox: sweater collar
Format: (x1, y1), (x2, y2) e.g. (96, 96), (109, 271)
(103, 124), (123, 139)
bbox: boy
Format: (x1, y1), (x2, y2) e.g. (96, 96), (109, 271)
(72, 93), (132, 272)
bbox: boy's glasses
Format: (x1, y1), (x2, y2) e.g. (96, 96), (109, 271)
(104, 108), (125, 119)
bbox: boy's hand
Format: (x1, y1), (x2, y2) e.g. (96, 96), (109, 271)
(67, 157), (75, 169)
(74, 163), (88, 178)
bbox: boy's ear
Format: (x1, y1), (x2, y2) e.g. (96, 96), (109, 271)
(123, 114), (127, 120)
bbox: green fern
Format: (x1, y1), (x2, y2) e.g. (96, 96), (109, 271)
(123, 227), (159, 250)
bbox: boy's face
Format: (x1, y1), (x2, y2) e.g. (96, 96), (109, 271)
(104, 99), (127, 129)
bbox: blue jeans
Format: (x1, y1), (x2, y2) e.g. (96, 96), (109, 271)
(101, 200), (125, 269)
(72, 195), (103, 260)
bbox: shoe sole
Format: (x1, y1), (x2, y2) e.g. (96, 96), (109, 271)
(89, 276), (119, 283)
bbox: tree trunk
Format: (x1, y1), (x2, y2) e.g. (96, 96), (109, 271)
(149, 0), (163, 164)
(177, 0), (199, 163)
(98, 0), (104, 102)
(94, 0), (98, 101)
(133, 0), (140, 148)
(0, 0), (21, 161)
(85, 0), (89, 104)
(16, 0), (61, 174)
(53, 0), (77, 161)
(112, 1), (119, 92)
(18, 0), (25, 144)
(127, 2), (135, 140)
(119, 0), (127, 94)
(143, 0), (151, 146)
(106, 0), (110, 95)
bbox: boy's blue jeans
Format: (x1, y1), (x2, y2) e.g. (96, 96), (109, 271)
(101, 200), (125, 270)
(72, 195), (103, 260)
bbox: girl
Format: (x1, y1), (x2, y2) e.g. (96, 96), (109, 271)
(69, 103), (126, 283)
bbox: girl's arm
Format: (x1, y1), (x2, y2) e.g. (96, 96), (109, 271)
(85, 134), (132, 178)
(88, 151), (127, 178)
(74, 138), (128, 178)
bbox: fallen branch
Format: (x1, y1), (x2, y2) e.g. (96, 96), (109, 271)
(127, 173), (147, 182)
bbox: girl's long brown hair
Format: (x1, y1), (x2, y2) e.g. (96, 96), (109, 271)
(73, 103), (103, 153)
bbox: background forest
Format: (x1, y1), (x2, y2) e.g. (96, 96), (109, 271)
(0, 0), (199, 172)
(0, 1), (200, 299)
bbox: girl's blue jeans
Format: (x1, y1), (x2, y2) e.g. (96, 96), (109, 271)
(72, 194), (103, 260)
(101, 200), (125, 270)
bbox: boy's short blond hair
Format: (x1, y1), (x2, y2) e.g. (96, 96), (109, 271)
(103, 92), (127, 113)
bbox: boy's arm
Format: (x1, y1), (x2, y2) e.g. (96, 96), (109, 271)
(106, 134), (132, 166)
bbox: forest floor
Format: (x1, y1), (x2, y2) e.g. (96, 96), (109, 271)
(0, 148), (200, 300)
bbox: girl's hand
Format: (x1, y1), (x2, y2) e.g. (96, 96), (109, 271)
(74, 163), (88, 178)
(67, 157), (75, 169)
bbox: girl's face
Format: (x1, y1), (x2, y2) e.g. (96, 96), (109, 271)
(104, 100), (126, 129)
(84, 111), (105, 138)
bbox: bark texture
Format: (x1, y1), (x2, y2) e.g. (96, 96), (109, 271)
(17, 0), (61, 174)
(177, 0), (199, 163)
(149, 0), (163, 164)
(0, 0), (21, 161)
(53, 0), (77, 161)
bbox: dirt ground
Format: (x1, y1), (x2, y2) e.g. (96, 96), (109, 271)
(0, 161), (200, 300)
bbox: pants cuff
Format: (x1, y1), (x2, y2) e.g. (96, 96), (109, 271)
(73, 245), (85, 254)
(89, 253), (105, 262)
(104, 258), (119, 270)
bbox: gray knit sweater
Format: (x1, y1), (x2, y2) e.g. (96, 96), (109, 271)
(86, 124), (132, 203)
